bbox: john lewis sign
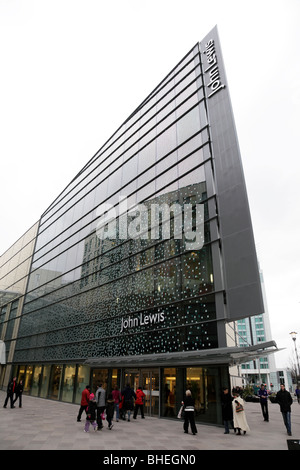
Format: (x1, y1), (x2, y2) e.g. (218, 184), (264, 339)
(203, 39), (225, 98)
(120, 311), (165, 333)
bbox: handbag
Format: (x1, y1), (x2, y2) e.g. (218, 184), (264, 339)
(177, 405), (184, 419)
(235, 401), (244, 413)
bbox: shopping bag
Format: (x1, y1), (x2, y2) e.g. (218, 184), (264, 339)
(177, 405), (184, 419)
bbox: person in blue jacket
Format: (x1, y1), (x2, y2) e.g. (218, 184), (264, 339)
(258, 384), (269, 422)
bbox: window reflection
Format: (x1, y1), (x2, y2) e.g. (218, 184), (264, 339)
(61, 365), (76, 403)
(16, 49), (219, 366)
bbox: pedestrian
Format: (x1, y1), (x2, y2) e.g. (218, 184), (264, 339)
(3, 377), (17, 409)
(112, 386), (121, 421)
(232, 392), (250, 435)
(106, 393), (115, 430)
(181, 390), (197, 435)
(220, 387), (234, 434)
(84, 393), (97, 432)
(258, 384), (269, 422)
(121, 383), (136, 422)
(276, 384), (293, 436)
(119, 395), (125, 421)
(95, 383), (106, 430)
(295, 386), (300, 404)
(134, 386), (146, 419)
(77, 385), (90, 422)
(13, 379), (24, 408)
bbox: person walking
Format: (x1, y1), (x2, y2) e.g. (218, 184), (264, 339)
(3, 377), (17, 409)
(276, 384), (293, 436)
(134, 386), (146, 419)
(95, 383), (106, 430)
(220, 387), (234, 434)
(295, 386), (300, 404)
(84, 393), (97, 432)
(13, 379), (24, 408)
(106, 393), (115, 430)
(112, 386), (121, 422)
(121, 383), (136, 422)
(77, 385), (91, 422)
(258, 384), (269, 422)
(182, 390), (197, 435)
(232, 392), (250, 435)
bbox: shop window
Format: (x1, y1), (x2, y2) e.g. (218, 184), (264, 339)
(40, 365), (51, 398)
(24, 366), (33, 394)
(61, 365), (76, 403)
(31, 365), (42, 397)
(186, 366), (221, 424)
(92, 368), (108, 393)
(75, 365), (90, 404)
(17, 366), (26, 384)
(162, 367), (184, 417)
(48, 365), (63, 400)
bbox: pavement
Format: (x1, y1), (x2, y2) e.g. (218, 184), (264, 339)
(0, 390), (300, 452)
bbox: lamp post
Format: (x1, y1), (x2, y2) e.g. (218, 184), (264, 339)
(290, 332), (300, 383)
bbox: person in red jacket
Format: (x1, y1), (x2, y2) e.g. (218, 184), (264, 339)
(77, 385), (91, 422)
(133, 387), (146, 419)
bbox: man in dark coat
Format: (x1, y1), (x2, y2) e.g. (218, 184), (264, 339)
(221, 387), (234, 434)
(121, 384), (136, 421)
(13, 379), (24, 408)
(276, 384), (293, 436)
(3, 377), (17, 409)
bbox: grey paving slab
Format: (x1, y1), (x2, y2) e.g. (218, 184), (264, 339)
(1, 390), (300, 451)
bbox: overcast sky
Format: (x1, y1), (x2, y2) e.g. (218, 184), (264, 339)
(0, 0), (299, 369)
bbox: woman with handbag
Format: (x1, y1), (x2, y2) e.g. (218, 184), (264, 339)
(181, 390), (197, 435)
(232, 392), (250, 435)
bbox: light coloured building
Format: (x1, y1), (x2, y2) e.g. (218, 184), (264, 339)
(229, 265), (292, 392)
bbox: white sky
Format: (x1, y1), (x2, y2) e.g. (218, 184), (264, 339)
(0, 0), (299, 369)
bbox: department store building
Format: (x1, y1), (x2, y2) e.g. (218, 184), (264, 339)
(0, 27), (277, 425)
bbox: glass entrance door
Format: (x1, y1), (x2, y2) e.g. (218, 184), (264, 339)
(141, 369), (159, 417)
(123, 368), (160, 417)
(124, 369), (140, 391)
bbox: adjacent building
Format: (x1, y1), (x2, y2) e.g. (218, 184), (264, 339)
(0, 26), (278, 424)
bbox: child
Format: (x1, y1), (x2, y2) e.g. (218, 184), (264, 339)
(106, 393), (115, 430)
(84, 393), (97, 432)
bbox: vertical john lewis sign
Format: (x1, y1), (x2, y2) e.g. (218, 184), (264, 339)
(203, 38), (225, 98)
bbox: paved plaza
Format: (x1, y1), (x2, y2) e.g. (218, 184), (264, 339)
(0, 390), (299, 451)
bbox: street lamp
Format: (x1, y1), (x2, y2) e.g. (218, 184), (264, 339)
(290, 332), (300, 383)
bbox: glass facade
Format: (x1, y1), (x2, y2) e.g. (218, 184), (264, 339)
(0, 27), (264, 425)
(14, 44), (218, 365)
(0, 223), (39, 387)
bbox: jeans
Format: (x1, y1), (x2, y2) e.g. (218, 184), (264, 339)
(282, 411), (291, 434)
(224, 420), (234, 433)
(260, 400), (269, 421)
(114, 403), (119, 420)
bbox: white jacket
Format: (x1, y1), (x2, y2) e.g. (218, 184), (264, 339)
(232, 396), (250, 432)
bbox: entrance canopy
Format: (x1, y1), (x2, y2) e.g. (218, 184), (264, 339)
(84, 340), (281, 369)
